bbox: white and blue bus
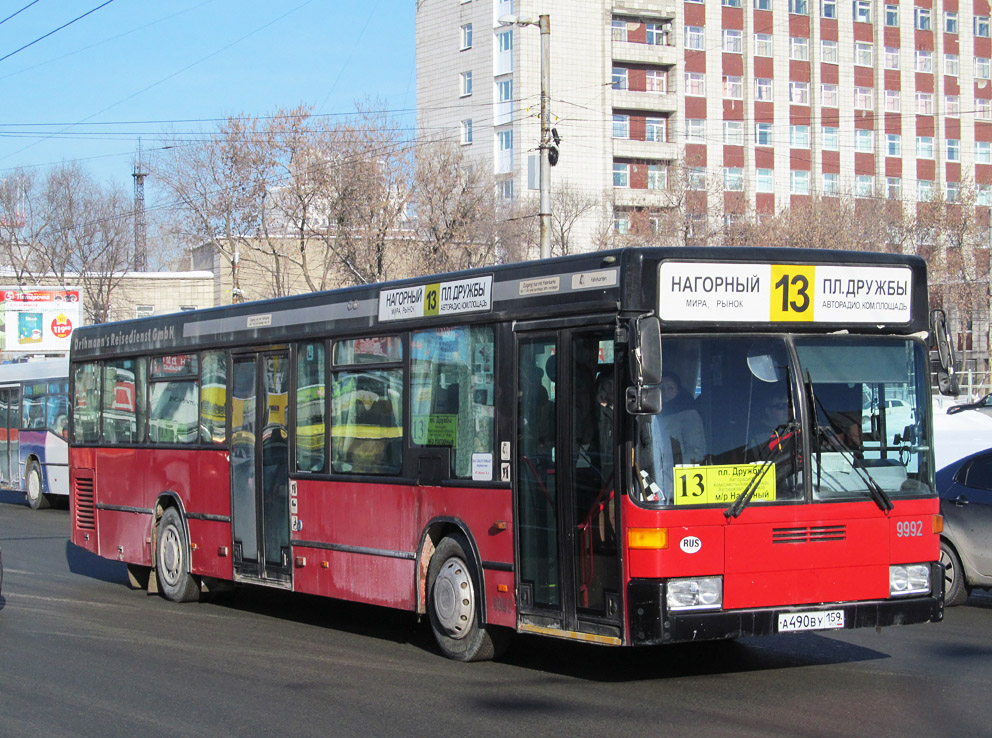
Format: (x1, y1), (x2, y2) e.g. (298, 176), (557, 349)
(0, 358), (69, 509)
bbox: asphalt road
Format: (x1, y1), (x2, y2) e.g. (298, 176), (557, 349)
(1, 489), (989, 738)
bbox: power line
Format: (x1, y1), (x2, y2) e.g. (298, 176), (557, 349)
(0, 0), (117, 65)
(0, 0), (42, 28)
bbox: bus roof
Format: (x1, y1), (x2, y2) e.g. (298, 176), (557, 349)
(0, 357), (69, 384)
(70, 247), (929, 360)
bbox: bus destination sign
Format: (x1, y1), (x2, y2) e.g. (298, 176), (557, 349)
(378, 275), (493, 322)
(659, 262), (912, 324)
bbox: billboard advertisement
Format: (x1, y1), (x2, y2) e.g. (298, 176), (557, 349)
(0, 287), (82, 353)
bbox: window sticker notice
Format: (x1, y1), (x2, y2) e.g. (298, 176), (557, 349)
(379, 275), (492, 321)
(672, 463), (777, 506)
(659, 262), (912, 324)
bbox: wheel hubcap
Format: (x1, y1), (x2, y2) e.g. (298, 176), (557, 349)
(27, 469), (40, 503)
(433, 556), (475, 639)
(941, 550), (956, 590)
(160, 526), (182, 586)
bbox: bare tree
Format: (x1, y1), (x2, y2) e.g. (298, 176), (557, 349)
(550, 182), (598, 257)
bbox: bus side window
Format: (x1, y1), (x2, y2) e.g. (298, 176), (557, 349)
(73, 363), (101, 443)
(295, 342), (326, 473)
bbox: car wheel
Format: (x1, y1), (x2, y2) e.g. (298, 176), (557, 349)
(25, 460), (50, 510)
(156, 508), (200, 603)
(940, 540), (970, 607)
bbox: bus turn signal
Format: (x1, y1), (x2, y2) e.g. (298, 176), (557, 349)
(628, 528), (669, 550)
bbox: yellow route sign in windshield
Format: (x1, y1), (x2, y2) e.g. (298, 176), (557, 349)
(673, 463), (777, 506)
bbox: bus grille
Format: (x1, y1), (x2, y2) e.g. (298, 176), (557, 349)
(772, 525), (846, 544)
(74, 475), (96, 530)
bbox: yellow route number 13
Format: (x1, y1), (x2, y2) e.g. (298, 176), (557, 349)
(770, 265), (815, 322)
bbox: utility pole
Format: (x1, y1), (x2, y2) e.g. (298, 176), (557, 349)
(132, 139), (148, 272)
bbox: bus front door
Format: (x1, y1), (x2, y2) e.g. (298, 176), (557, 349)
(0, 388), (19, 489)
(516, 327), (621, 643)
(230, 353), (291, 586)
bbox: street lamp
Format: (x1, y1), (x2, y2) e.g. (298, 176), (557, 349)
(498, 14), (551, 260)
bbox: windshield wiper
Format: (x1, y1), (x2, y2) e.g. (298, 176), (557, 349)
(804, 372), (894, 514)
(725, 420), (799, 519)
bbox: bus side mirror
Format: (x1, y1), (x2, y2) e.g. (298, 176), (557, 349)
(627, 316), (662, 415)
(931, 309), (959, 396)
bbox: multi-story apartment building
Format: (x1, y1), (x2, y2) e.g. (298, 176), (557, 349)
(416, 0), (992, 244)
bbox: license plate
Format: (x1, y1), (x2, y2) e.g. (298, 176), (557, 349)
(778, 610), (845, 633)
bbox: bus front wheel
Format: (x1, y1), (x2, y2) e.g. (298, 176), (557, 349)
(25, 460), (49, 510)
(427, 534), (506, 662)
(156, 507), (200, 603)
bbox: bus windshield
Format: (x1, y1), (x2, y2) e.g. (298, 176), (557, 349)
(633, 335), (933, 508)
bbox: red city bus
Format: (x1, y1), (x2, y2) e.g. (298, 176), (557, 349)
(69, 248), (949, 660)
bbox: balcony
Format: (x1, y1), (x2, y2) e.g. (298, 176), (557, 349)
(612, 138), (678, 161)
(613, 188), (679, 209)
(612, 40), (677, 66)
(612, 88), (676, 114)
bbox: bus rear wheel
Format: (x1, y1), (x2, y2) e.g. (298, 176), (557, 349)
(427, 534), (507, 662)
(156, 507), (200, 603)
(25, 460), (49, 510)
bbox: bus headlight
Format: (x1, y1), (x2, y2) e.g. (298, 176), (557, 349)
(889, 564), (930, 597)
(666, 576), (723, 611)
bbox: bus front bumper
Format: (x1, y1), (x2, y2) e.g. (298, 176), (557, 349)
(628, 565), (945, 646)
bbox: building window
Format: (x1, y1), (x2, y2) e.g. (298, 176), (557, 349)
(724, 120), (745, 146)
(688, 167), (707, 190)
(648, 164), (668, 190)
(756, 77), (773, 101)
(789, 80), (809, 105)
(789, 0), (809, 14)
(823, 172), (840, 195)
(855, 175), (874, 198)
(854, 87), (873, 109)
(979, 58), (992, 80)
(646, 23), (670, 45)
(685, 118), (706, 143)
(755, 33), (773, 56)
(135, 305), (154, 318)
(497, 30), (512, 53)
(646, 69), (667, 92)
(612, 67), (628, 90)
(884, 4), (898, 26)
(946, 181), (960, 202)
(460, 24), (473, 50)
(499, 179), (514, 200)
(853, 0), (871, 23)
(723, 29), (743, 53)
(685, 72), (706, 96)
(947, 139), (960, 162)
(611, 19), (628, 42)
(724, 167), (744, 191)
(822, 126), (839, 150)
(976, 141), (992, 164)
(979, 99), (992, 120)
(822, 39), (839, 63)
(790, 170), (810, 194)
(945, 54), (959, 76)
(916, 92), (933, 115)
(497, 128), (512, 151)
(685, 25), (704, 50)
(614, 215), (630, 234)
(884, 47), (899, 70)
(821, 0), (837, 17)
(460, 71), (472, 96)
(916, 136), (934, 158)
(723, 0), (743, 7)
(757, 168), (774, 192)
(886, 177), (902, 200)
(790, 125), (810, 148)
(915, 50), (932, 73)
(612, 115), (629, 139)
(886, 133), (901, 157)
(855, 42), (873, 67)
(977, 16), (991, 38)
(613, 162), (630, 188)
(460, 119), (473, 145)
(724, 76), (744, 99)
(790, 37), (809, 61)
(754, 0), (771, 9)
(946, 96), (960, 117)
(855, 129), (874, 153)
(821, 83), (839, 107)
(755, 122), (773, 146)
(979, 184), (992, 207)
(915, 7), (931, 30)
(917, 180), (934, 201)
(646, 118), (667, 142)
(945, 11), (958, 34)
(884, 89), (900, 112)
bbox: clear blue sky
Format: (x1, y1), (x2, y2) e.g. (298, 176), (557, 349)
(0, 0), (416, 190)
